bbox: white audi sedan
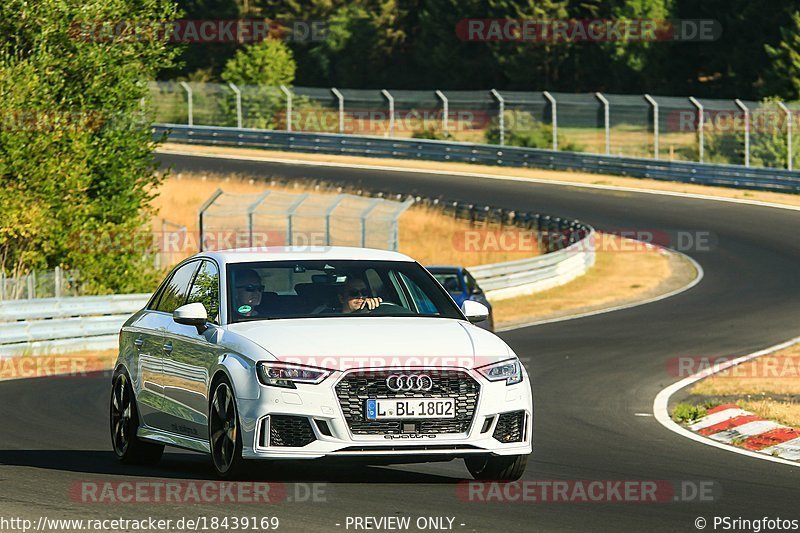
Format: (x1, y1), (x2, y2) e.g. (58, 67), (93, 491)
(111, 247), (533, 479)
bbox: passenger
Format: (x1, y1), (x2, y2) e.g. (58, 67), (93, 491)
(233, 269), (264, 317)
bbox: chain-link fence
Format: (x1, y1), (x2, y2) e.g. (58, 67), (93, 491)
(198, 188), (413, 252)
(0, 267), (83, 300)
(151, 82), (800, 170)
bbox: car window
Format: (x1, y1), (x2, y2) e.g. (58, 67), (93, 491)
(155, 261), (199, 314)
(186, 260), (220, 324)
(226, 260), (462, 322)
(464, 270), (481, 294)
(432, 272), (463, 294)
(398, 272), (438, 314)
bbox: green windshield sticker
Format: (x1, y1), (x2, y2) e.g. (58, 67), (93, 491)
(237, 305), (252, 314)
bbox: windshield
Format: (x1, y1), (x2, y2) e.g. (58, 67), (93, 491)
(227, 260), (463, 322)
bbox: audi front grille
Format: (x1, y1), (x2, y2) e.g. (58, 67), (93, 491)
(334, 369), (480, 435)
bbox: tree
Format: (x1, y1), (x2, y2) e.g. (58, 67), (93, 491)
(0, 0), (180, 293)
(764, 11), (800, 100)
(222, 38), (296, 86)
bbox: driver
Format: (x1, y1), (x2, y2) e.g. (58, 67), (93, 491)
(338, 277), (382, 313)
(233, 269), (264, 318)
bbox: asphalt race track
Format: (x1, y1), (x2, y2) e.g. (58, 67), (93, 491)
(1, 151), (799, 532)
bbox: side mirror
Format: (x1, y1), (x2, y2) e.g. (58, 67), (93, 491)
(173, 302), (208, 334)
(461, 300), (489, 323)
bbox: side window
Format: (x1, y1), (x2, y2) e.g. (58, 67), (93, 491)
(155, 261), (199, 314)
(398, 272), (438, 315)
(464, 271), (480, 294)
(186, 261), (220, 324)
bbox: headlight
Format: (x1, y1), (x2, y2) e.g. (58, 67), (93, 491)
(256, 362), (331, 389)
(477, 358), (523, 386)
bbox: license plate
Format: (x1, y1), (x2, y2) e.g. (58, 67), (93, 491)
(365, 398), (455, 420)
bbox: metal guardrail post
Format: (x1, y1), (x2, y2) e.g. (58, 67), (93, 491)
(280, 85), (293, 132)
(644, 94), (659, 160)
(331, 88), (344, 133)
(778, 102), (793, 170)
(689, 97), (704, 162)
(381, 90), (394, 138)
(228, 82), (242, 129)
(490, 89), (505, 146)
(543, 91), (557, 151)
(435, 90), (449, 135)
(595, 92), (610, 155)
(198, 188), (224, 252)
(179, 81), (193, 126)
(734, 99), (750, 167)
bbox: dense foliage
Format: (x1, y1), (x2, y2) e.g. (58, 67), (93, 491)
(0, 0), (180, 292)
(173, 0), (800, 100)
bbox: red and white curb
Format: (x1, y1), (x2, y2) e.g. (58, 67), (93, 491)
(653, 335), (800, 468)
(687, 404), (800, 461)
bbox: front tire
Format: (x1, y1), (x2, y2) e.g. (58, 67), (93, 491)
(465, 454), (528, 481)
(110, 372), (164, 465)
(209, 378), (244, 479)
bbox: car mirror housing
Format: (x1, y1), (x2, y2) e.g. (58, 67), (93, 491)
(173, 302), (209, 333)
(461, 300), (489, 323)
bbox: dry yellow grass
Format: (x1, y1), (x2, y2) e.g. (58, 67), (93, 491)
(160, 143), (800, 209)
(493, 234), (679, 327)
(738, 399), (800, 429)
(150, 172), (541, 267)
(690, 344), (800, 396)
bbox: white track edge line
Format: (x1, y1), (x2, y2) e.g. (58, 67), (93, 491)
(157, 148), (800, 213)
(653, 335), (800, 468)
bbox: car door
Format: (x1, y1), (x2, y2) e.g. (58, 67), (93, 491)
(162, 259), (224, 441)
(145, 260), (201, 432)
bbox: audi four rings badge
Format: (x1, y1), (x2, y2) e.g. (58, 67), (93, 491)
(386, 374), (434, 391)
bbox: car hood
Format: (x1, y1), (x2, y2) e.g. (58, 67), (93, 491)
(226, 317), (512, 369)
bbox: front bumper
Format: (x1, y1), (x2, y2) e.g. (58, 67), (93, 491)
(237, 366), (533, 460)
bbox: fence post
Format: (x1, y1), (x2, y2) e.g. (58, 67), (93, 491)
(280, 85), (293, 132)
(228, 82), (242, 129)
(285, 193), (309, 246)
(435, 90), (449, 135)
(734, 99), (750, 167)
(360, 199), (383, 247)
(27, 272), (35, 299)
(54, 266), (61, 298)
(490, 89), (505, 146)
(179, 81), (193, 126)
(331, 88), (345, 133)
(0, 271), (4, 301)
(247, 191), (271, 247)
(543, 91), (557, 151)
(324, 195), (346, 246)
(778, 101), (793, 170)
(644, 94), (659, 159)
(595, 92), (610, 155)
(198, 188), (224, 252)
(689, 97), (704, 162)
(381, 89), (394, 138)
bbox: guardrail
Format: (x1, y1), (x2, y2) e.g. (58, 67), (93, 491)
(155, 124), (800, 194)
(0, 209), (594, 357)
(0, 295), (149, 357)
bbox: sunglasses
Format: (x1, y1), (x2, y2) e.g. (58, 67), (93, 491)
(346, 289), (370, 298)
(236, 284), (264, 292)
